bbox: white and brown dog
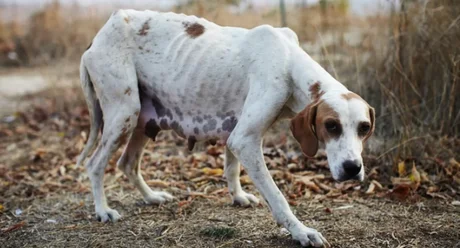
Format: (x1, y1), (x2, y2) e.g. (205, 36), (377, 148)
(77, 10), (375, 247)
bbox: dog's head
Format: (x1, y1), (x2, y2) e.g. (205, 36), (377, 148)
(290, 91), (375, 182)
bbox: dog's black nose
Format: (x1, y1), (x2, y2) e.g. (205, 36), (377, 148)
(342, 160), (362, 178)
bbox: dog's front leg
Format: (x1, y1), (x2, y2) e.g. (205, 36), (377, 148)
(227, 79), (329, 247)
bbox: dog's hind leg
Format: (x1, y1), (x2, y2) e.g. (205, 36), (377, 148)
(85, 103), (140, 222)
(224, 147), (259, 206)
(117, 128), (174, 204)
(82, 56), (141, 222)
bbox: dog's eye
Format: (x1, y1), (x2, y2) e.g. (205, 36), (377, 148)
(325, 121), (341, 135)
(358, 122), (371, 136)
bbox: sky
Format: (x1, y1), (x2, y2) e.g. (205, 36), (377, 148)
(0, 0), (399, 21)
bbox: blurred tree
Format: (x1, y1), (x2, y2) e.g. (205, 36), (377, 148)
(225, 0), (242, 5)
(279, 0), (287, 27)
(337, 0), (349, 16)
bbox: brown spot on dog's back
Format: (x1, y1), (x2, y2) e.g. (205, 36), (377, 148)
(183, 22), (205, 38)
(124, 17), (130, 23)
(309, 82), (324, 101)
(145, 119), (160, 140)
(124, 87), (132, 95)
(138, 19), (150, 36)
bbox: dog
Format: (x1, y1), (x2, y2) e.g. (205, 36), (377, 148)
(77, 10), (375, 247)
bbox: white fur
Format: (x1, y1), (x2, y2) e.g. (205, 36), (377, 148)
(77, 10), (372, 247)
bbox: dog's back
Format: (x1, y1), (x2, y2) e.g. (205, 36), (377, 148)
(85, 10), (296, 145)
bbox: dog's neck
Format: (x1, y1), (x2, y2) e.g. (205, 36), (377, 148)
(288, 46), (349, 114)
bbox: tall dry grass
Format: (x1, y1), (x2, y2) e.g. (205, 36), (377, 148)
(373, 0), (459, 137)
(0, 1), (103, 66)
(350, 0), (460, 165)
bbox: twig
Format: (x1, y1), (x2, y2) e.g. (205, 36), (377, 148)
(376, 135), (430, 160)
(314, 27), (339, 81)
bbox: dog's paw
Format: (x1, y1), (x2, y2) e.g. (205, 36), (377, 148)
(144, 191), (174, 205)
(232, 191), (260, 207)
(95, 207), (121, 223)
(291, 226), (330, 247)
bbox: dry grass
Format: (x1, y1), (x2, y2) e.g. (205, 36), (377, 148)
(2, 192), (459, 248)
(363, 1), (460, 138)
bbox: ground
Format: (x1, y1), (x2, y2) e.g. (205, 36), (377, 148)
(2, 191), (459, 248)
(0, 66), (459, 247)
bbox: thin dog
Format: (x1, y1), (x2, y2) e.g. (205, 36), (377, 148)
(77, 10), (375, 247)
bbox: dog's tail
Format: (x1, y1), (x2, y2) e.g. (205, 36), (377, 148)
(76, 59), (103, 167)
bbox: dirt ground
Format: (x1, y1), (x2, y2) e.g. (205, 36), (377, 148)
(0, 66), (459, 248)
(1, 190), (459, 248)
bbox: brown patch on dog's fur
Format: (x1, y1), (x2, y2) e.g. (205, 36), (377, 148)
(309, 82), (324, 101)
(183, 22), (205, 38)
(124, 87), (132, 95)
(124, 17), (130, 23)
(117, 127), (129, 145)
(341, 92), (363, 101)
(315, 102), (341, 143)
(138, 19), (150, 36)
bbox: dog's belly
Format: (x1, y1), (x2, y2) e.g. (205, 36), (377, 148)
(137, 90), (244, 149)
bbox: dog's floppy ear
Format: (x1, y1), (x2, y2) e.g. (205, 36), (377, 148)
(290, 102), (320, 158)
(364, 106), (375, 142)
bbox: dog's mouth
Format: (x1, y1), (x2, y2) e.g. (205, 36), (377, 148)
(333, 172), (365, 182)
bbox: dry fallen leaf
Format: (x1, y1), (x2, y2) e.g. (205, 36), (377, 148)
(365, 182), (375, 194)
(409, 162), (421, 190)
(398, 161), (406, 177)
(2, 221), (26, 233)
(146, 179), (169, 188)
(388, 184), (412, 201)
(201, 168), (223, 176)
